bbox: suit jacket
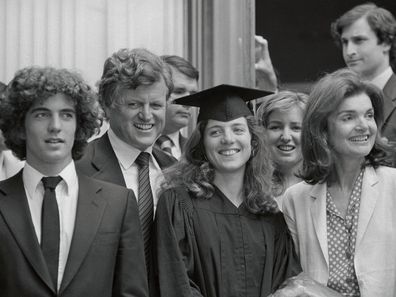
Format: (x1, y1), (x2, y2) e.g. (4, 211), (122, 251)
(76, 132), (176, 187)
(0, 171), (148, 297)
(381, 73), (396, 142)
(282, 166), (396, 297)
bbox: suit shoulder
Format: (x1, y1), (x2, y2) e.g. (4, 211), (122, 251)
(282, 181), (316, 210)
(375, 165), (396, 180)
(79, 174), (133, 196)
(284, 181), (313, 199)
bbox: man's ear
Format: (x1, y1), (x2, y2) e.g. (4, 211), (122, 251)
(382, 41), (391, 54)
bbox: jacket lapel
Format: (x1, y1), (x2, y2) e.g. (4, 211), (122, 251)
(59, 174), (107, 294)
(91, 133), (126, 186)
(383, 74), (396, 119)
(355, 166), (379, 250)
(0, 172), (55, 292)
(310, 183), (329, 267)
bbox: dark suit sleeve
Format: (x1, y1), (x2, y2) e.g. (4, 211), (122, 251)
(112, 189), (149, 297)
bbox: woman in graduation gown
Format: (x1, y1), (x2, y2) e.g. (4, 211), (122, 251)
(153, 85), (301, 297)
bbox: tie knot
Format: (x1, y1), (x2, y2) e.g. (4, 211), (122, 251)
(135, 152), (150, 168)
(157, 135), (174, 146)
(42, 176), (63, 191)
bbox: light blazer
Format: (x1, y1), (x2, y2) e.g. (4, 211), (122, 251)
(282, 166), (396, 297)
(76, 132), (176, 187)
(0, 171), (148, 297)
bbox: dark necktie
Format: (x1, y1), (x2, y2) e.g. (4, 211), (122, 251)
(41, 176), (63, 290)
(135, 152), (154, 271)
(157, 135), (174, 156)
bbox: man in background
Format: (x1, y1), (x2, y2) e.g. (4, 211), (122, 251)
(155, 55), (199, 159)
(331, 3), (396, 142)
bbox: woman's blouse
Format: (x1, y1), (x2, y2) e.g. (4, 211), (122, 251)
(153, 185), (301, 297)
(326, 169), (364, 297)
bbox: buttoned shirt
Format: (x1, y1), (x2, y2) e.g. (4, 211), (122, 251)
(108, 128), (164, 212)
(371, 66), (393, 90)
(23, 161), (79, 290)
(326, 169), (364, 297)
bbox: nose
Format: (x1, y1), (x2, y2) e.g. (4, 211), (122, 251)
(280, 128), (291, 142)
(355, 116), (370, 132)
(48, 114), (61, 133)
(221, 129), (235, 144)
(139, 104), (152, 121)
(344, 41), (356, 58)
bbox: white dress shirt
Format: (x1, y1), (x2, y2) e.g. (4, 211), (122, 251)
(23, 161), (79, 290)
(370, 66), (393, 90)
(108, 128), (164, 212)
(167, 131), (182, 160)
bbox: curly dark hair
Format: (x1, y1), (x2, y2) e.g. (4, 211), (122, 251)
(0, 66), (103, 160)
(98, 48), (173, 115)
(161, 115), (278, 215)
(301, 68), (393, 184)
(331, 3), (396, 65)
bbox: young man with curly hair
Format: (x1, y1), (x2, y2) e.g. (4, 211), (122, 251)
(0, 66), (148, 297)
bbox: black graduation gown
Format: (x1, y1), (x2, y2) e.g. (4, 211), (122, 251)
(153, 186), (301, 297)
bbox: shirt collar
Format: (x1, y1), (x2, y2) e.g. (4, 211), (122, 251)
(370, 66), (393, 90)
(167, 131), (180, 147)
(107, 128), (156, 170)
(23, 161), (78, 198)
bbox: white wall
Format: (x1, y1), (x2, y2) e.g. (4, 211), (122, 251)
(0, 0), (184, 87)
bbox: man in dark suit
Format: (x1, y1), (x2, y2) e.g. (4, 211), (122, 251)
(77, 48), (175, 201)
(155, 55), (199, 159)
(76, 49), (176, 290)
(331, 3), (396, 142)
(0, 67), (148, 297)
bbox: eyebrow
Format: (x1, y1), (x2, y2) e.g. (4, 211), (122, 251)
(336, 108), (373, 115)
(29, 107), (76, 113)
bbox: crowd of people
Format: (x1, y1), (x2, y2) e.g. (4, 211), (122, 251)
(0, 3), (395, 297)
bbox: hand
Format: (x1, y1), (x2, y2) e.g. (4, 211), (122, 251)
(270, 273), (343, 297)
(255, 35), (278, 92)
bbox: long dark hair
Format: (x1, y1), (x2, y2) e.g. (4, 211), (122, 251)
(161, 115), (278, 214)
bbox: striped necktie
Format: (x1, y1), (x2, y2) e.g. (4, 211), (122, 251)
(41, 176), (63, 291)
(135, 152), (154, 272)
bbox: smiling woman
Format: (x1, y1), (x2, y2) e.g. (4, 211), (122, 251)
(153, 85), (301, 297)
(257, 91), (308, 201)
(280, 69), (396, 297)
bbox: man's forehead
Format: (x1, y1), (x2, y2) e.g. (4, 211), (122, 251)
(341, 17), (375, 37)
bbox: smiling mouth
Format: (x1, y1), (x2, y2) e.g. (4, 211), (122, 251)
(218, 149), (240, 156)
(277, 145), (295, 151)
(134, 123), (154, 131)
(349, 135), (369, 142)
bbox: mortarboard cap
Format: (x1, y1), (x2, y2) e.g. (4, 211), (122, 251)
(174, 84), (272, 122)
